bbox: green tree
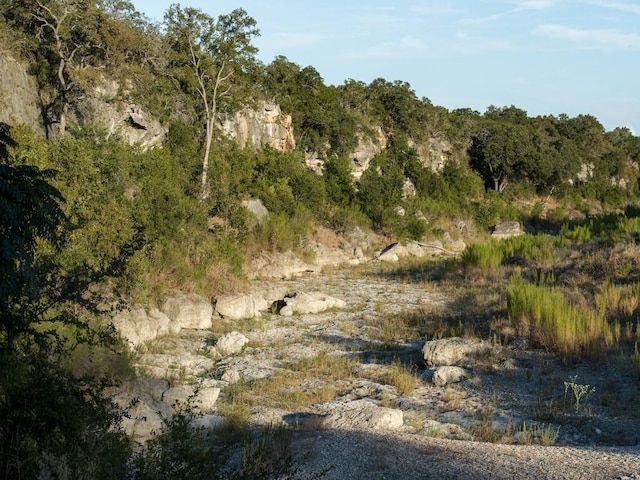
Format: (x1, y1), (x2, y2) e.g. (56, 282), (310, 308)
(164, 4), (259, 198)
(0, 122), (131, 479)
(470, 120), (535, 192)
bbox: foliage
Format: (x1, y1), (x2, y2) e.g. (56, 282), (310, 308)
(0, 122), (132, 479)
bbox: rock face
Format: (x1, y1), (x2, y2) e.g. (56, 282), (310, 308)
(241, 198), (269, 226)
(0, 55), (45, 134)
(76, 95), (167, 150)
(215, 292), (270, 320)
(350, 127), (387, 181)
(222, 101), (295, 152)
(411, 137), (455, 172)
(422, 337), (491, 367)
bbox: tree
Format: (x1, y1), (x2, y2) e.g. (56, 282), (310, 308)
(470, 121), (534, 192)
(164, 4), (259, 198)
(0, 123), (130, 479)
(31, 0), (98, 136)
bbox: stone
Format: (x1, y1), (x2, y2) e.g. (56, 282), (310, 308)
(278, 291), (346, 316)
(377, 243), (409, 262)
(422, 337), (491, 367)
(215, 293), (268, 320)
(114, 392), (172, 444)
(190, 414), (226, 431)
(492, 221), (524, 239)
(161, 292), (213, 330)
(432, 366), (470, 386)
(211, 331), (248, 358)
(221, 367), (242, 384)
(405, 241), (426, 257)
(319, 399), (404, 430)
(135, 352), (216, 379)
(111, 305), (179, 348)
(162, 385), (221, 413)
(241, 198), (269, 226)
(221, 100), (295, 152)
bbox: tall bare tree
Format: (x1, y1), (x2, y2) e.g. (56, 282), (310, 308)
(164, 4), (259, 198)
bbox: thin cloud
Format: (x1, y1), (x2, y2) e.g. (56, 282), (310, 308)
(341, 36), (429, 59)
(535, 24), (640, 50)
(584, 0), (640, 14)
(513, 0), (555, 11)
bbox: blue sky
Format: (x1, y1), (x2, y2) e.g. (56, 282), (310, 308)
(130, 0), (640, 133)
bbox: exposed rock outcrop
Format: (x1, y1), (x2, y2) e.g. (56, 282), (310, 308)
(0, 54), (45, 134)
(111, 305), (180, 347)
(160, 292), (213, 330)
(222, 101), (295, 151)
(318, 399), (404, 430)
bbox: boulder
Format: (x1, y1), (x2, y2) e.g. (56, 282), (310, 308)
(215, 293), (269, 320)
(241, 198), (269, 226)
(405, 241), (426, 257)
(162, 385), (221, 413)
(190, 414), (226, 431)
(377, 243), (409, 262)
(432, 366), (470, 386)
(210, 331), (248, 358)
(278, 291), (346, 316)
(111, 305), (179, 347)
(319, 399), (403, 430)
(161, 292), (213, 330)
(114, 392), (172, 444)
(492, 221), (524, 239)
(422, 337), (491, 367)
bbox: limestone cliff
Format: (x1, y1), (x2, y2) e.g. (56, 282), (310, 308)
(0, 54), (45, 135)
(221, 101), (295, 152)
(74, 77), (166, 150)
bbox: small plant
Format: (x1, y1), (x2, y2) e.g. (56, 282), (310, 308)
(517, 422), (560, 446)
(564, 375), (596, 414)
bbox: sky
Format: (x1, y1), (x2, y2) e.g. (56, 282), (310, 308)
(129, 0), (640, 133)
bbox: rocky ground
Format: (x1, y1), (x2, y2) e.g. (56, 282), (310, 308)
(123, 259), (640, 479)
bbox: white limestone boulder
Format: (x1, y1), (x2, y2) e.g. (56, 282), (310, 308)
(432, 366), (470, 387)
(279, 291), (346, 316)
(318, 399), (403, 430)
(161, 292), (213, 330)
(422, 337), (492, 367)
(111, 305), (179, 348)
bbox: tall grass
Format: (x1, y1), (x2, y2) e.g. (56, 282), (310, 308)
(507, 273), (611, 354)
(462, 242), (503, 271)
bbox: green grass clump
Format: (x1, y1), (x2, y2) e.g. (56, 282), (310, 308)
(507, 273), (611, 354)
(462, 242), (503, 271)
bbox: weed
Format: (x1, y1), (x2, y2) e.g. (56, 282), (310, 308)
(517, 422), (560, 446)
(564, 375), (596, 414)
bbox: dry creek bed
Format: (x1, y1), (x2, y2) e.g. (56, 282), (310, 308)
(135, 265), (640, 479)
